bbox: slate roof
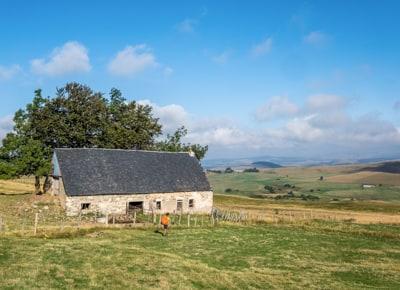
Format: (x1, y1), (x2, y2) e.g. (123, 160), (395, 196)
(53, 148), (212, 196)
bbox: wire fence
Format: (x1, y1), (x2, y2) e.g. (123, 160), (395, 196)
(0, 204), (362, 238)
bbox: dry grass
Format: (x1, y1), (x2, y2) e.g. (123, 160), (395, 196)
(0, 177), (35, 195)
(327, 171), (400, 186)
(215, 195), (400, 224)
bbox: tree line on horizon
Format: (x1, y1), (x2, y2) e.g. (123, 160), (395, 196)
(0, 82), (208, 194)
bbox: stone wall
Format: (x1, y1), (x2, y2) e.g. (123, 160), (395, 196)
(65, 191), (213, 216)
(52, 177), (213, 216)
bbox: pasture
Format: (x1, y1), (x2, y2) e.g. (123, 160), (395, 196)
(1, 221), (400, 289)
(208, 165), (400, 207)
(1, 165), (400, 289)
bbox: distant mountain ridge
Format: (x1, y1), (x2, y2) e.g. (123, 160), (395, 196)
(251, 161), (282, 168)
(202, 154), (400, 169)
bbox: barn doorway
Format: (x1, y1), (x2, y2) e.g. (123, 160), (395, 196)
(127, 201), (143, 214)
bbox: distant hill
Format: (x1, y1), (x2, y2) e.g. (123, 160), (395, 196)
(251, 161), (282, 168)
(360, 161), (400, 174)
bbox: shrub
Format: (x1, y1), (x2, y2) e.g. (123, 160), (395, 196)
(207, 169), (222, 174)
(264, 185), (275, 193)
(243, 167), (259, 173)
(300, 194), (319, 201)
(225, 167), (234, 173)
(225, 188), (232, 193)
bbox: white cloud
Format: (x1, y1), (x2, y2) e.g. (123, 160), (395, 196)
(0, 115), (13, 141)
(188, 126), (252, 147)
(108, 45), (157, 76)
(255, 96), (299, 121)
(163, 66), (174, 76)
(138, 100), (254, 148)
(176, 19), (197, 33)
(212, 50), (232, 64)
(284, 115), (325, 142)
(304, 31), (329, 46)
(0, 64), (21, 80)
(31, 41), (91, 76)
(138, 100), (188, 134)
(251, 37), (273, 57)
(306, 94), (347, 111)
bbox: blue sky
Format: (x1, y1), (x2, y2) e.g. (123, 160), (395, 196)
(1, 0), (400, 160)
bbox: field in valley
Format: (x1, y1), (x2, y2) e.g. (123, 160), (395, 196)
(1, 164), (400, 289)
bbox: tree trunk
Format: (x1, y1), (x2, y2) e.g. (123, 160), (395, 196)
(35, 176), (42, 195)
(42, 175), (51, 194)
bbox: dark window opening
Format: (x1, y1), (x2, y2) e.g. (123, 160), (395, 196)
(156, 201), (161, 210)
(189, 199), (195, 208)
(81, 203), (90, 210)
(177, 200), (183, 211)
(128, 201), (143, 213)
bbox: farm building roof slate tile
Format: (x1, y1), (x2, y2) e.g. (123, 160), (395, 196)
(53, 148), (211, 196)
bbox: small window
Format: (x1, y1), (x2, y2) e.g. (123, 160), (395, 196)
(189, 199), (195, 208)
(156, 200), (161, 210)
(177, 200), (183, 211)
(81, 203), (90, 210)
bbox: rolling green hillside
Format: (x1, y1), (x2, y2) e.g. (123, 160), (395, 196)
(1, 223), (400, 289)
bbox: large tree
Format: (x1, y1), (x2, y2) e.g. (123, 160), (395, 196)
(0, 133), (50, 193)
(154, 126), (208, 160)
(104, 88), (162, 149)
(0, 83), (207, 193)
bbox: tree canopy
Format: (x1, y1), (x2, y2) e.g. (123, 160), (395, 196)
(0, 83), (208, 193)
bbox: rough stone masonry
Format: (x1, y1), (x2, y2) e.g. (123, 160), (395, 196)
(51, 148), (214, 216)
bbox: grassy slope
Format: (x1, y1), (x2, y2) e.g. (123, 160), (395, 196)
(208, 167), (400, 203)
(0, 177), (35, 195)
(1, 174), (400, 288)
(1, 223), (400, 289)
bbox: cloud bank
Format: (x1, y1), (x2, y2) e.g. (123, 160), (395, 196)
(143, 94), (400, 159)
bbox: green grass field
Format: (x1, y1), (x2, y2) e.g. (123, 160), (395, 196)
(208, 168), (400, 207)
(1, 222), (400, 289)
(1, 168), (400, 289)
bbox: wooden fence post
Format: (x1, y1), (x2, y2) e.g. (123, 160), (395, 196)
(60, 215), (64, 231)
(201, 215), (204, 227)
(34, 213), (39, 235)
(178, 213), (182, 226)
(133, 211), (136, 224)
(187, 214), (190, 227)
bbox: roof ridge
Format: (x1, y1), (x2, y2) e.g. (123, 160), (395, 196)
(55, 148), (191, 154)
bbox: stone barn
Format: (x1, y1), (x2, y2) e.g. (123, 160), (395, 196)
(51, 148), (213, 216)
